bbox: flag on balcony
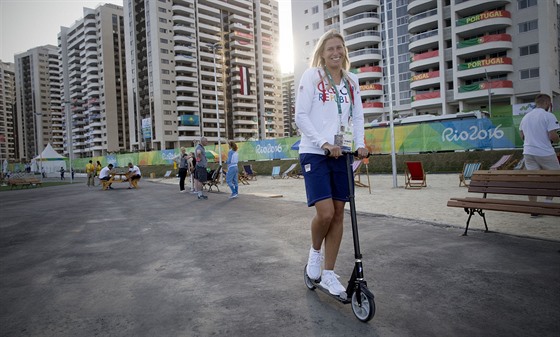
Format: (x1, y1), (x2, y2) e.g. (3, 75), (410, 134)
(239, 66), (250, 95)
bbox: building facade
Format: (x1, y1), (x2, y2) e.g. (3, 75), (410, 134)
(124, 0), (283, 151)
(292, 0), (560, 122)
(58, 4), (129, 159)
(14, 45), (62, 161)
(281, 73), (296, 137)
(0, 61), (16, 161)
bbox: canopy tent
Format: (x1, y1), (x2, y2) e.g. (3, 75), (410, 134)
(31, 143), (67, 173)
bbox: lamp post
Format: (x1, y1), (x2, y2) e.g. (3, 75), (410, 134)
(33, 112), (43, 176)
(484, 69), (492, 117)
(209, 42), (223, 167)
(63, 100), (73, 183)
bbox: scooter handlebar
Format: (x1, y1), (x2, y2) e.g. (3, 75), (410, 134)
(324, 149), (371, 157)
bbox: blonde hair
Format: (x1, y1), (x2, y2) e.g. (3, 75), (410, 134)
(310, 29), (350, 71)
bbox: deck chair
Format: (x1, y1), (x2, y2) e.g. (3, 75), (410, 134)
(204, 165), (222, 192)
(489, 154), (513, 170)
(459, 162), (481, 187)
(513, 158), (525, 170)
(242, 164), (257, 181)
(271, 166), (281, 179)
(281, 163), (298, 179)
(404, 161), (427, 189)
(352, 160), (371, 193)
(163, 170), (172, 178)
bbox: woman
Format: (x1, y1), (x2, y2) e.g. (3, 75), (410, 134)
(295, 29), (368, 296)
(225, 141), (239, 199)
(174, 147), (189, 192)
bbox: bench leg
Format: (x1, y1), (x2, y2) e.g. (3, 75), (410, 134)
(462, 208), (488, 236)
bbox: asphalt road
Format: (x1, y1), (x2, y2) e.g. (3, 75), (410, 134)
(1, 181), (559, 337)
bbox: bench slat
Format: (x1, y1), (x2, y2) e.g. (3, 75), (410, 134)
(447, 199), (560, 216)
(468, 186), (560, 197)
(449, 197), (560, 209)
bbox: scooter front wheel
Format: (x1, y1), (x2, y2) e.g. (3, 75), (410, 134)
(351, 289), (375, 322)
(303, 265), (316, 290)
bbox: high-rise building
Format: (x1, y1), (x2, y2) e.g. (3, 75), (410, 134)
(0, 61), (17, 160)
(292, 0), (560, 122)
(58, 4), (129, 159)
(124, 0), (283, 151)
(281, 73), (296, 136)
(14, 45), (62, 160)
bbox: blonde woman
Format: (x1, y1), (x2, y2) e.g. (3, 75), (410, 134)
(295, 29), (368, 296)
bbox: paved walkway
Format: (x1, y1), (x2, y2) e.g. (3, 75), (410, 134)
(1, 180), (559, 336)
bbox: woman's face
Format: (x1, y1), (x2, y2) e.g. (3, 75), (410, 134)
(321, 37), (345, 70)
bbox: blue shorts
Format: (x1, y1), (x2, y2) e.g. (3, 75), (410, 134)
(299, 153), (351, 207)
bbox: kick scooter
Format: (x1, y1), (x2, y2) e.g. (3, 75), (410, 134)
(304, 150), (376, 322)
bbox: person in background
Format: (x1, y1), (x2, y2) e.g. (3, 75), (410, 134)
(519, 93), (560, 214)
(99, 163), (114, 190)
(174, 147), (189, 193)
(295, 29), (368, 296)
(95, 160), (102, 183)
(226, 141), (239, 199)
(194, 137), (209, 200)
(59, 167), (65, 180)
(188, 152), (195, 192)
(86, 160), (95, 187)
(71, 167), (75, 180)
(127, 162), (142, 189)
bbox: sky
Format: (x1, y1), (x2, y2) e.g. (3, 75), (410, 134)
(0, 0), (294, 73)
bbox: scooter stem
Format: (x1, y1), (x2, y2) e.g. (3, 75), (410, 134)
(345, 153), (363, 261)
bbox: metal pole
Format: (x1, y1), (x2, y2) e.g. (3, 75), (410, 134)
(211, 43), (222, 167)
(383, 0), (398, 188)
(485, 69), (492, 117)
(65, 101), (73, 183)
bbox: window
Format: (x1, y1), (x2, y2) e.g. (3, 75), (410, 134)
(520, 67), (539, 79)
(312, 6), (318, 14)
(518, 0), (537, 9)
(164, 120), (172, 125)
(520, 44), (539, 56)
(162, 69), (170, 74)
(158, 7), (166, 13)
(163, 89), (171, 95)
(312, 22), (319, 30)
(162, 59), (169, 64)
(162, 79), (170, 84)
(159, 17), (166, 23)
(519, 20), (538, 33)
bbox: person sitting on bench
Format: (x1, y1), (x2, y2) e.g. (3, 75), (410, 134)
(127, 162), (142, 189)
(99, 164), (114, 190)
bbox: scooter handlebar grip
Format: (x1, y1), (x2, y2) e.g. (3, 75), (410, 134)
(324, 149), (371, 157)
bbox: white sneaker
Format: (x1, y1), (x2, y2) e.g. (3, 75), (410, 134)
(319, 270), (346, 296)
(306, 248), (322, 280)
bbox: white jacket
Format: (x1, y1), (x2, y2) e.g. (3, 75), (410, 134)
(295, 67), (365, 155)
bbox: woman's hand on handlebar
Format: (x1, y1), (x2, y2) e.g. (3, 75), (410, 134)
(322, 143), (342, 158)
(356, 147), (369, 159)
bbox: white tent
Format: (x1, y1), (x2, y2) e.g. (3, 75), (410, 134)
(31, 143), (67, 173)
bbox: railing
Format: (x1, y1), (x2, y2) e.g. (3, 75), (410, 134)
(343, 12), (379, 24)
(409, 29), (439, 43)
(409, 9), (438, 24)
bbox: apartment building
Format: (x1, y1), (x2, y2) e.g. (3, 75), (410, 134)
(14, 45), (63, 161)
(292, 0), (560, 122)
(124, 0), (283, 151)
(281, 73), (296, 137)
(0, 61), (16, 160)
(58, 4), (129, 159)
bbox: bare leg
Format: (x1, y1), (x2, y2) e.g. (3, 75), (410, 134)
(311, 198), (345, 271)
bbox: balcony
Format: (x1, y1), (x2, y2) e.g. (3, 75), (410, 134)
(408, 8), (438, 34)
(342, 0), (378, 16)
(455, 10), (512, 37)
(410, 71), (440, 90)
(409, 50), (439, 71)
(346, 30), (381, 49)
(411, 91), (442, 108)
(456, 57), (513, 78)
(360, 83), (383, 97)
(457, 80), (514, 99)
(348, 48), (382, 64)
(455, 0), (511, 17)
(408, 0), (436, 16)
(343, 12), (380, 32)
(409, 29), (439, 52)
(456, 34), (512, 58)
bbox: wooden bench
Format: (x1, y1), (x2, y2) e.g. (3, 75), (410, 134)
(25, 177), (43, 187)
(447, 170), (560, 236)
(8, 178), (31, 189)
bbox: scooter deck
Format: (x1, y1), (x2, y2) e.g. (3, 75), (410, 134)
(310, 279), (351, 304)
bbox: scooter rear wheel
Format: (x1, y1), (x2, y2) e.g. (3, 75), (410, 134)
(351, 290), (375, 322)
(303, 265), (316, 290)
